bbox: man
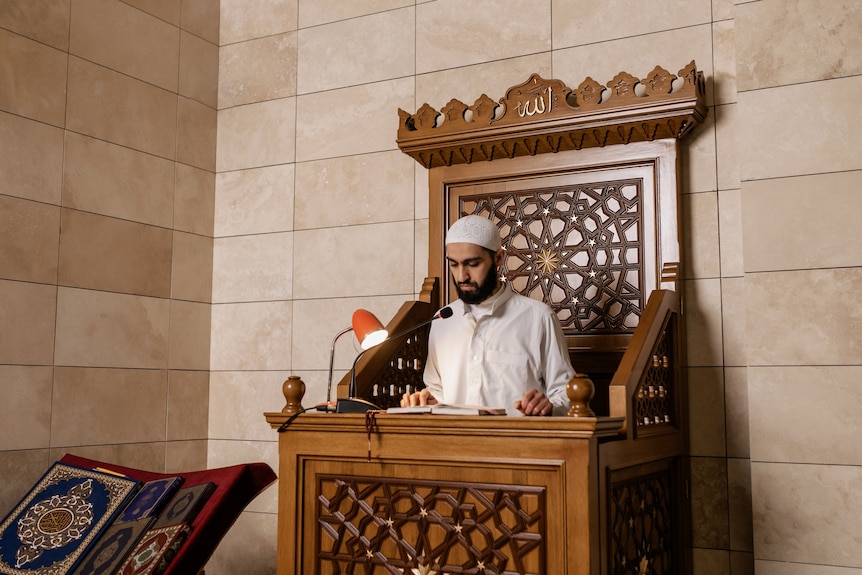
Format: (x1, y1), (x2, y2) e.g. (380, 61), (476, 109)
(401, 215), (575, 416)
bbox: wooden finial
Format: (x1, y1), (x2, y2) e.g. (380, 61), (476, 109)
(281, 375), (306, 415)
(566, 373), (596, 417)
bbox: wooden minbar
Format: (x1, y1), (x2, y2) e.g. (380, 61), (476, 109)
(267, 63), (706, 575)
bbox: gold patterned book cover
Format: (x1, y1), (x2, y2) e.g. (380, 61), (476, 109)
(67, 517), (152, 575)
(0, 462), (140, 575)
(149, 483), (213, 530)
(115, 524), (189, 575)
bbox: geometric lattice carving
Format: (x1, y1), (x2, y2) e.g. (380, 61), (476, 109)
(635, 315), (676, 430)
(370, 329), (429, 409)
(609, 469), (673, 575)
(318, 476), (545, 574)
(461, 179), (644, 336)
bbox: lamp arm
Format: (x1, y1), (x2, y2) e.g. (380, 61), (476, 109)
(326, 326), (353, 405)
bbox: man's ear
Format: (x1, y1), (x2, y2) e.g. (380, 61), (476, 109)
(494, 248), (505, 267)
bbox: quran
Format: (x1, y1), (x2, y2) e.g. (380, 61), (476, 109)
(68, 517), (152, 575)
(0, 462), (140, 575)
(386, 403), (507, 415)
(115, 524), (189, 575)
(115, 478), (183, 524)
(150, 483), (214, 530)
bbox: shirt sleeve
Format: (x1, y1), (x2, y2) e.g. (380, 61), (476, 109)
(422, 330), (444, 401)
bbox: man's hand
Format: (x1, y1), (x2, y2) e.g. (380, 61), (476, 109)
(514, 389), (553, 416)
(400, 388), (438, 408)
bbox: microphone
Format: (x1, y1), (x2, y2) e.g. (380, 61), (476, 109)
(336, 306), (454, 413)
(437, 306), (454, 319)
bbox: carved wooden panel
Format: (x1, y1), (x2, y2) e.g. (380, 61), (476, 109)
(459, 178), (645, 336)
(317, 475), (546, 575)
(609, 467), (674, 575)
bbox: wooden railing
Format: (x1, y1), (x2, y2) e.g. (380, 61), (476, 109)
(609, 288), (684, 437)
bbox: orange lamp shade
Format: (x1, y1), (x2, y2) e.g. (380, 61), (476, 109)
(351, 309), (388, 350)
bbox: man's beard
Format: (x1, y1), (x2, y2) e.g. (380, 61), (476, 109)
(455, 266), (499, 304)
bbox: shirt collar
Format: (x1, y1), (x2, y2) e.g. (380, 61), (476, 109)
(462, 284), (512, 317)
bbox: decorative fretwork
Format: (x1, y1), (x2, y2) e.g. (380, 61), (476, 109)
(397, 62), (707, 169)
(317, 476), (546, 575)
(461, 180), (643, 336)
(635, 315), (676, 430)
(609, 469), (673, 575)
(370, 330), (429, 409)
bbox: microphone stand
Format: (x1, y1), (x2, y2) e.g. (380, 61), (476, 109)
(336, 308), (452, 414)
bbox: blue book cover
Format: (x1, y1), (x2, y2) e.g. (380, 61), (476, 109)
(0, 462), (140, 575)
(115, 478), (183, 524)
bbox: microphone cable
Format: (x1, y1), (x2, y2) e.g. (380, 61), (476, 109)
(276, 406), (316, 433)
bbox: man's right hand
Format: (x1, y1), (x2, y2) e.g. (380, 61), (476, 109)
(400, 388), (437, 407)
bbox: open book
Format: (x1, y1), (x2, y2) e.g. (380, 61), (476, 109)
(386, 403), (507, 416)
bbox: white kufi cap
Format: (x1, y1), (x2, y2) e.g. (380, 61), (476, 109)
(445, 215), (502, 252)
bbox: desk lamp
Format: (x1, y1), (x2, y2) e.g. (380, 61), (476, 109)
(321, 309), (387, 412)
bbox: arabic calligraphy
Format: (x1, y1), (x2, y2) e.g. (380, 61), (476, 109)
(515, 86), (553, 118)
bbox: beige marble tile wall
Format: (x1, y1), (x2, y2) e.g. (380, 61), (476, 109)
(734, 0), (862, 573)
(0, 0), (217, 523)
(208, 2), (298, 572)
(3, 0), (858, 573)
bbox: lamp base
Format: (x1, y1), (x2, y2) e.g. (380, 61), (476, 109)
(336, 397), (381, 413)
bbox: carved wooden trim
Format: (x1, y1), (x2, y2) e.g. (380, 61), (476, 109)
(397, 62), (706, 169)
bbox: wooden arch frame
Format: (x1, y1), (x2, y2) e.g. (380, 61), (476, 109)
(398, 63), (706, 412)
(341, 62), (707, 414)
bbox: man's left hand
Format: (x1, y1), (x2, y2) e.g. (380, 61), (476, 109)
(514, 389), (553, 416)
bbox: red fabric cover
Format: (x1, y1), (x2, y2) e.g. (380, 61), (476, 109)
(59, 453), (276, 575)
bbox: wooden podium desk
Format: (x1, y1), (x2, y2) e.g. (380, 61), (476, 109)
(265, 411), (625, 575)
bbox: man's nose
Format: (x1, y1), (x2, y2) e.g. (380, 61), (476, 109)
(454, 266), (469, 283)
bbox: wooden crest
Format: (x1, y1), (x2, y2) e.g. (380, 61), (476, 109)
(397, 61), (707, 168)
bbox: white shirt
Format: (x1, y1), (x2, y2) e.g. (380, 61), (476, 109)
(423, 286), (575, 416)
